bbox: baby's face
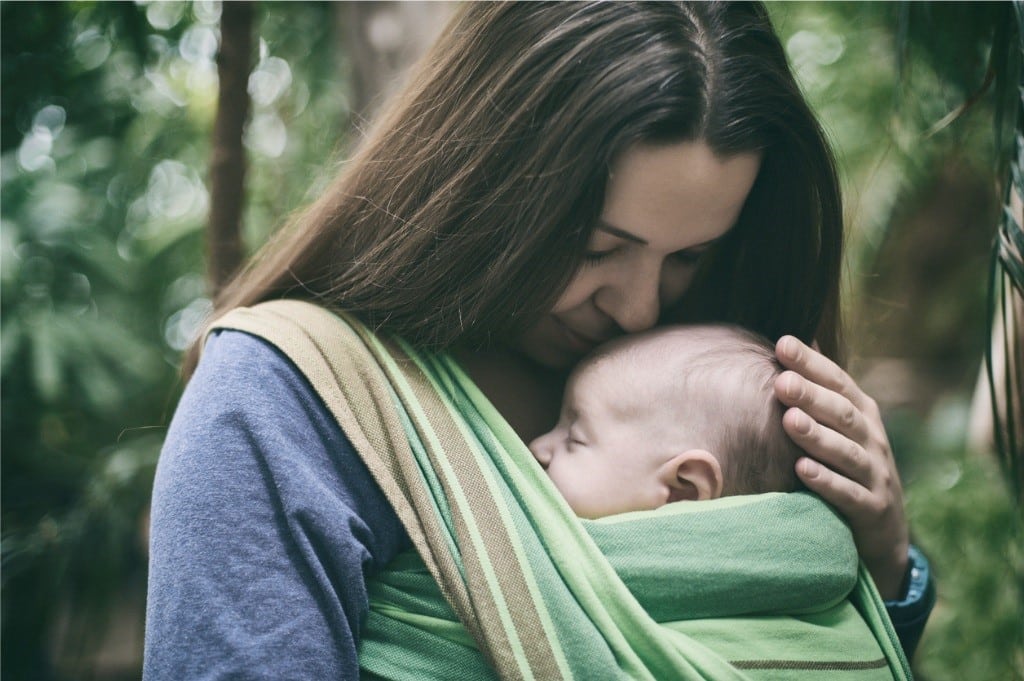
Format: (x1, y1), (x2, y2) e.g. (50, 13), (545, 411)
(528, 357), (682, 518)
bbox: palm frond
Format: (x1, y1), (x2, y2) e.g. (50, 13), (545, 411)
(985, 0), (1024, 507)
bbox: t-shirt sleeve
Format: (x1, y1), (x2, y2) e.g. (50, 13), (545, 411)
(143, 330), (409, 681)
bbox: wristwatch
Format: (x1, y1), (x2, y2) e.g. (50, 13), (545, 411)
(885, 544), (933, 608)
(883, 544), (936, 659)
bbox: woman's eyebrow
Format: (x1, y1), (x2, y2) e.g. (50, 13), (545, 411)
(597, 220), (647, 244)
(597, 220), (725, 251)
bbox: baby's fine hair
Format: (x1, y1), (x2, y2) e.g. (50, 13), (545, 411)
(676, 327), (801, 495)
(592, 325), (802, 496)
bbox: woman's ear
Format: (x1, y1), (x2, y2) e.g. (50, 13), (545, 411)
(661, 449), (724, 502)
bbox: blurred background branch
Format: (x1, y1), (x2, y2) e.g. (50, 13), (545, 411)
(0, 2), (1020, 679)
(206, 0), (253, 296)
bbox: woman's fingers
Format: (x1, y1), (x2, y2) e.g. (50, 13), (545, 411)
(793, 455), (875, 517)
(797, 445), (909, 599)
(772, 336), (911, 598)
(775, 370), (871, 444)
(775, 335), (869, 410)
(782, 407), (873, 485)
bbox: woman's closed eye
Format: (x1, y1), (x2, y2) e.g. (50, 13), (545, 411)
(582, 248), (619, 266)
(584, 246), (706, 269)
(670, 248), (705, 266)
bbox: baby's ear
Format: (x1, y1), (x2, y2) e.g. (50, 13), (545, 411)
(661, 450), (724, 502)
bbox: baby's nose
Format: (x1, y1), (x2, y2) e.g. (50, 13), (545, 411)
(528, 436), (552, 469)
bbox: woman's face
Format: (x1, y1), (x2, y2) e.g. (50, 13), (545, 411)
(518, 140), (762, 369)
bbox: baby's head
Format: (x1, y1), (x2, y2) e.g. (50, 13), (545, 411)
(528, 325), (801, 518)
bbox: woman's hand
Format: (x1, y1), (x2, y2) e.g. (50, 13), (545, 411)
(773, 335), (910, 600)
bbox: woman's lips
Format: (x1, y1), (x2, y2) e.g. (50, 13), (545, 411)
(556, 320), (604, 354)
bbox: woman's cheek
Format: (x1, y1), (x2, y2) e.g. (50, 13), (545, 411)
(551, 268), (600, 313)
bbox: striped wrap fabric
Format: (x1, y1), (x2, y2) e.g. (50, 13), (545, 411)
(209, 300), (911, 681)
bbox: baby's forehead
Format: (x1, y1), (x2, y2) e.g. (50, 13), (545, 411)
(567, 327), (767, 402)
(564, 339), (680, 408)
(562, 351), (639, 418)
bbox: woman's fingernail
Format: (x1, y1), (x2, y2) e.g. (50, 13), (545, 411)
(794, 412), (812, 434)
(780, 336), (798, 359)
(798, 458), (819, 478)
(786, 375), (803, 400)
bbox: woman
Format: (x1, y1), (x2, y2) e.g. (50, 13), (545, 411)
(145, 3), (933, 678)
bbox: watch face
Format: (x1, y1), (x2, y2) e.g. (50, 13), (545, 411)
(905, 546), (930, 603)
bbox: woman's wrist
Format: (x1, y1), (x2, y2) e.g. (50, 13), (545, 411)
(869, 537), (911, 600)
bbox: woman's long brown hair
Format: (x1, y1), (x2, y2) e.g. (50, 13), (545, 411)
(185, 1), (844, 377)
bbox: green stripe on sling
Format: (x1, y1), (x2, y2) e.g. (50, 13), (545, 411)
(209, 300), (911, 681)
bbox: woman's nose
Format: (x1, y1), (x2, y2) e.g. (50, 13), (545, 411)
(594, 261), (661, 333)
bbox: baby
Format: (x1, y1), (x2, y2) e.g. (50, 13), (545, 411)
(529, 324), (802, 518)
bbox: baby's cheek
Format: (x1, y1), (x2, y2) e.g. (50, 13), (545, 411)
(546, 462), (589, 511)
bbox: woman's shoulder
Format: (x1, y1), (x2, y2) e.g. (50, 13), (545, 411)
(164, 328), (407, 550)
(147, 332), (408, 677)
(172, 328), (363, 473)
(183, 328), (351, 435)
(191, 327), (313, 405)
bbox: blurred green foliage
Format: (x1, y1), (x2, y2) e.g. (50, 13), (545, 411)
(1, 1), (1020, 679)
(2, 2), (346, 678)
(769, 4), (1023, 679)
(904, 423), (1024, 681)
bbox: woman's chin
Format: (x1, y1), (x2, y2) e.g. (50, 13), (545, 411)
(516, 335), (582, 371)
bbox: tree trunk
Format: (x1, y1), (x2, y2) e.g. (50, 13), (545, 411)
(207, 1), (254, 297)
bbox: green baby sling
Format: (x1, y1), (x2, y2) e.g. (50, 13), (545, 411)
(210, 300), (911, 681)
